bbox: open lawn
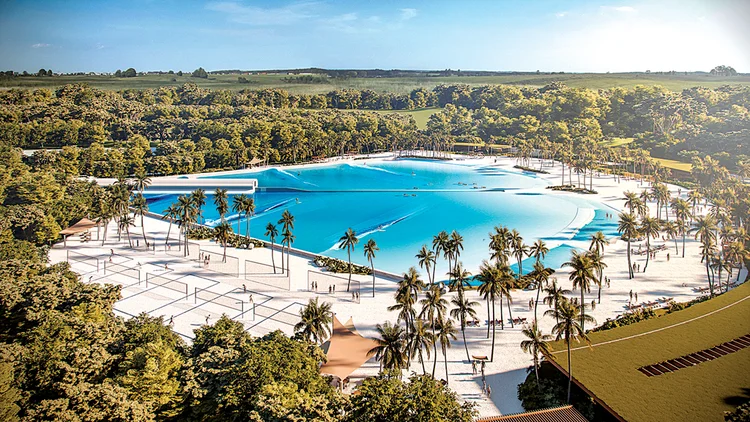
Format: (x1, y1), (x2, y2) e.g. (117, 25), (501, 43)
(653, 157), (693, 172)
(601, 137), (635, 148)
(548, 282), (750, 422)
(3, 72), (750, 93)
(371, 107), (440, 129)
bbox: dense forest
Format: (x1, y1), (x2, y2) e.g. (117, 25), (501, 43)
(0, 82), (748, 176)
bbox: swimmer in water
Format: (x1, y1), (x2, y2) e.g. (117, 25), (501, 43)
(296, 198), (300, 204)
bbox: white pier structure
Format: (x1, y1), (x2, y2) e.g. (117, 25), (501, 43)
(93, 176), (258, 195)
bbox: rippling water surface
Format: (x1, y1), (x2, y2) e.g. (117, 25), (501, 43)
(145, 159), (620, 279)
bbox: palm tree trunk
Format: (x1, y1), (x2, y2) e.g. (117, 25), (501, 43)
(507, 296), (514, 328)
(499, 292), (505, 330)
(598, 271), (603, 304)
(140, 214), (148, 247)
(271, 240), (276, 273)
(580, 290), (585, 331)
(280, 242), (285, 272)
(165, 221), (172, 246)
(627, 240), (633, 279)
(246, 214), (250, 240)
(566, 336), (572, 404)
(371, 261), (375, 298)
(431, 322), (438, 377)
(682, 232), (686, 258)
(486, 298), (491, 339)
(443, 346), (449, 385)
(491, 297), (496, 361)
(461, 322), (470, 362)
(535, 283), (541, 322)
(347, 248), (352, 292)
(126, 227), (132, 248)
(419, 348), (426, 375)
(237, 213), (242, 235)
(644, 238), (651, 272)
(223, 241), (227, 263)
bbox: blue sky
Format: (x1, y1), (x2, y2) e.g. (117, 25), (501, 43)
(0, 0), (748, 73)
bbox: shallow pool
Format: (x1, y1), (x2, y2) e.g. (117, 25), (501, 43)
(145, 159), (619, 280)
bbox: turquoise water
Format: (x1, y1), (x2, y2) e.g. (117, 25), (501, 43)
(144, 159), (619, 281)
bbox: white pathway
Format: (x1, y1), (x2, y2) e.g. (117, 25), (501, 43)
(49, 155), (747, 418)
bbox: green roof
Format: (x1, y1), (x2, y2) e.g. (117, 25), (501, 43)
(547, 281), (750, 422)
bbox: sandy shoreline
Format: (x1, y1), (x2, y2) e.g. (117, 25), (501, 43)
(51, 154), (746, 418)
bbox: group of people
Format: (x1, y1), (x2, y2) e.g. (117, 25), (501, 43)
(200, 253), (211, 268)
(351, 291), (360, 301)
(472, 360), (491, 399)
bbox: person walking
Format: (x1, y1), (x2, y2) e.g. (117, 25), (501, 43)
(242, 284), (247, 292)
(635, 292), (638, 302)
(629, 290), (633, 301)
(487, 385), (492, 398)
(472, 360), (477, 375)
(205, 314), (210, 324)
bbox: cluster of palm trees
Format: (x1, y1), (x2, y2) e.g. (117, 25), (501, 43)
(618, 183), (749, 296)
(93, 173), (152, 248)
(263, 209), (296, 275)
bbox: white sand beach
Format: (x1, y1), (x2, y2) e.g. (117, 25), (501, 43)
(49, 154), (746, 418)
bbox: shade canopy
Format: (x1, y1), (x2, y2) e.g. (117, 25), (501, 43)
(60, 218), (98, 235)
(319, 316), (379, 381)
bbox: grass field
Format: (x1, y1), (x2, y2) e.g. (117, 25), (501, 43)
(548, 282), (750, 422)
(371, 107), (440, 129)
(653, 157), (693, 172)
(3, 72), (750, 93)
(601, 137), (635, 148)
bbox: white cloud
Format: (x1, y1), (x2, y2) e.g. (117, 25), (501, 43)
(95, 43), (105, 50)
(555, 11), (568, 18)
(206, 1), (318, 25)
(31, 43), (51, 48)
(400, 8), (417, 20)
(601, 5), (637, 14)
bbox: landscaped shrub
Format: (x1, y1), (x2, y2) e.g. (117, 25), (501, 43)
(514, 165), (549, 174)
(591, 308), (657, 332)
(546, 185), (598, 194)
(724, 401), (750, 421)
(314, 256), (372, 275)
(187, 227), (264, 248)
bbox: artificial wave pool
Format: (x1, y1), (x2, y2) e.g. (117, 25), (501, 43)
(144, 158), (620, 281)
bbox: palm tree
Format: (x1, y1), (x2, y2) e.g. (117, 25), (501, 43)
(176, 194), (197, 257)
(191, 189), (206, 224)
(449, 230), (464, 273)
(214, 188), (229, 221)
(367, 321), (407, 376)
(623, 191), (639, 214)
(726, 241), (749, 283)
(448, 261), (472, 294)
(589, 250), (607, 304)
(133, 172), (151, 193)
(294, 297), (333, 344)
(243, 197), (255, 240)
(543, 279), (570, 324)
(213, 222), (233, 262)
(279, 210), (295, 272)
(618, 212), (639, 279)
(119, 214), (135, 247)
(282, 229), (295, 275)
(131, 193), (149, 247)
(688, 190), (702, 219)
(671, 198), (691, 257)
(162, 204), (179, 246)
(388, 275), (419, 358)
(530, 261), (553, 321)
(640, 216), (661, 272)
(231, 194), (248, 235)
(416, 245), (436, 285)
(691, 215), (719, 295)
(432, 231), (449, 284)
(499, 270), (515, 329)
(364, 239), (379, 297)
(450, 291), (479, 362)
(407, 319), (434, 375)
(508, 229), (527, 280)
(664, 221), (680, 255)
(434, 317), (457, 385)
(520, 320), (552, 387)
(589, 231), (607, 255)
(265, 223), (279, 273)
(562, 250), (596, 331)
(546, 298), (595, 403)
(339, 228), (359, 292)
(419, 285), (448, 377)
(530, 239), (549, 264)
